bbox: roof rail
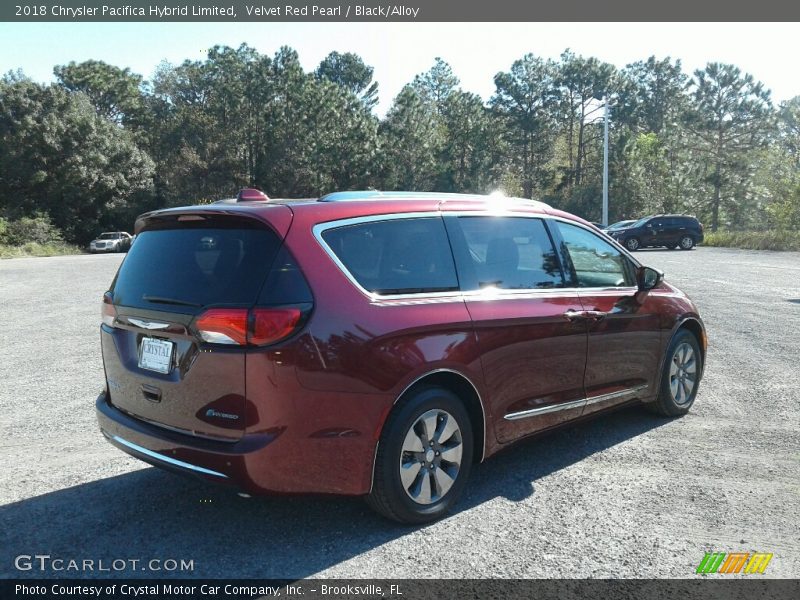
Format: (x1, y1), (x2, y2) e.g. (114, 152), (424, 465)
(318, 190), (551, 208)
(319, 190), (460, 202)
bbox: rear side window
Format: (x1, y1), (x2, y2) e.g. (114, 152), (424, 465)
(449, 216), (564, 290)
(321, 217), (459, 295)
(112, 226), (281, 313)
(258, 246), (313, 305)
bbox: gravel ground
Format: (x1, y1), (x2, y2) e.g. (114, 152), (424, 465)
(0, 248), (798, 579)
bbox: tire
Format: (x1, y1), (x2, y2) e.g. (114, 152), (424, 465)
(646, 329), (702, 417)
(367, 386), (473, 524)
(679, 235), (695, 250)
(625, 237), (640, 251)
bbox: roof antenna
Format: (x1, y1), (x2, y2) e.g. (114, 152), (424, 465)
(237, 188), (269, 202)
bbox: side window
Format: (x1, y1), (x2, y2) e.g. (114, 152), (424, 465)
(321, 217), (459, 295)
(449, 216), (564, 290)
(555, 221), (635, 288)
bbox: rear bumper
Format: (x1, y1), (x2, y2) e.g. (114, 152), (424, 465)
(97, 392), (281, 494)
(96, 391), (376, 495)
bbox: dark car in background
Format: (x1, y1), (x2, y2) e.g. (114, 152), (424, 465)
(89, 231), (133, 253)
(96, 192), (706, 523)
(607, 215), (704, 251)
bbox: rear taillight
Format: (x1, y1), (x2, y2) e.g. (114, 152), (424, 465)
(194, 307), (303, 346)
(101, 292), (117, 327)
(250, 308), (302, 345)
(195, 309), (249, 345)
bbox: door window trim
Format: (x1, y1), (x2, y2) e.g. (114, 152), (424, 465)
(312, 212), (643, 300)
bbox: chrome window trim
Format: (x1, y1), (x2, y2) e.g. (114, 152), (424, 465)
(312, 210), (643, 301)
(504, 384), (648, 421)
(109, 434), (228, 478)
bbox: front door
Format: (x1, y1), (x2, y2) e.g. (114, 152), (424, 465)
(444, 214), (588, 443)
(550, 220), (663, 417)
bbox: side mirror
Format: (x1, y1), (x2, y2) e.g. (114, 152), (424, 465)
(637, 266), (664, 291)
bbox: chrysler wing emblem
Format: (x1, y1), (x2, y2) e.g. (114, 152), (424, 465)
(128, 318), (170, 330)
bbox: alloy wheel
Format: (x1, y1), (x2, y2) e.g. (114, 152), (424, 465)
(399, 409), (463, 505)
(669, 342), (697, 405)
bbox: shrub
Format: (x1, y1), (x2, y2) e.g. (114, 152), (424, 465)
(703, 230), (800, 252)
(1, 214), (64, 246)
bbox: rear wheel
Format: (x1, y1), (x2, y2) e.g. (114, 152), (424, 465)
(367, 386), (473, 524)
(679, 235), (695, 250)
(625, 237), (640, 251)
(646, 329), (702, 416)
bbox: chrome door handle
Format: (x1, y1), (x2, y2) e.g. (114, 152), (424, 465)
(563, 309), (587, 321)
(584, 310), (607, 321)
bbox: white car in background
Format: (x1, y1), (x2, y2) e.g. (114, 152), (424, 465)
(89, 231), (133, 253)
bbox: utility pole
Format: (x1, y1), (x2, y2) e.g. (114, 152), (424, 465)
(602, 95), (609, 227)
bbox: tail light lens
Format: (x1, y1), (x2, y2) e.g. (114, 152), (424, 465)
(250, 308), (302, 345)
(194, 307), (303, 346)
(101, 292), (117, 327)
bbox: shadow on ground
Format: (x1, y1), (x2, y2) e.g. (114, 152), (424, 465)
(1, 405), (669, 579)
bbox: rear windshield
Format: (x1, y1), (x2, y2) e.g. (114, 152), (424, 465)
(111, 227), (281, 313)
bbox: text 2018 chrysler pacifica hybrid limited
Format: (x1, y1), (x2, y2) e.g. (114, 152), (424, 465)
(96, 191), (706, 523)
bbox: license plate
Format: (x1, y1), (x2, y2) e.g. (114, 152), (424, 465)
(138, 337), (174, 374)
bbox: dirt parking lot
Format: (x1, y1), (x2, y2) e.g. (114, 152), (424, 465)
(1, 247), (798, 578)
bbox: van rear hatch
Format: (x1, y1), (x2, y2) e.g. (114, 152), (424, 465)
(101, 208), (292, 441)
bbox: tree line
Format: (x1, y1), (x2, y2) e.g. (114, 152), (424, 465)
(0, 44), (798, 244)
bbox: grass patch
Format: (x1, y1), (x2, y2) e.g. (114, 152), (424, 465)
(703, 230), (800, 252)
(0, 242), (84, 258)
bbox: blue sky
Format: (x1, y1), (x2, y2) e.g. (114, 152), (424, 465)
(1, 22), (798, 115)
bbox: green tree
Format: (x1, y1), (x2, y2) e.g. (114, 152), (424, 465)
(380, 86), (441, 190)
(54, 60), (144, 127)
(492, 54), (558, 198)
(553, 50), (617, 192)
(315, 51), (379, 110)
(412, 58), (460, 115)
(0, 77), (154, 242)
(684, 63), (774, 230)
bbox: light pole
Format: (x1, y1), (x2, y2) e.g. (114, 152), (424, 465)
(602, 95), (609, 227)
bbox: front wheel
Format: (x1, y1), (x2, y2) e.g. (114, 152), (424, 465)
(367, 386), (473, 524)
(646, 329), (702, 417)
(625, 237), (640, 251)
(679, 235), (695, 250)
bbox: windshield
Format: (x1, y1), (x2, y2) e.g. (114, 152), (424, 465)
(98, 233), (118, 239)
(631, 217), (653, 228)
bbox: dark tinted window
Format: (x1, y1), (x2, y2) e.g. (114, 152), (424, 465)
(112, 227), (281, 313)
(451, 216), (563, 290)
(556, 222), (635, 288)
(258, 246), (313, 305)
(322, 217), (458, 295)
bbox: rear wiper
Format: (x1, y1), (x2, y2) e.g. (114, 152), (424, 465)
(142, 295), (201, 307)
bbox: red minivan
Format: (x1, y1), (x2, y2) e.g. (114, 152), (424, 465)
(96, 191), (706, 523)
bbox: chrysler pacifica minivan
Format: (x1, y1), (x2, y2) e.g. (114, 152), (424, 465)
(96, 191), (706, 523)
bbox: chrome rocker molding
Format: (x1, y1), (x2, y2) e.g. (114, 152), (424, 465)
(109, 434), (228, 478)
(504, 384), (649, 421)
